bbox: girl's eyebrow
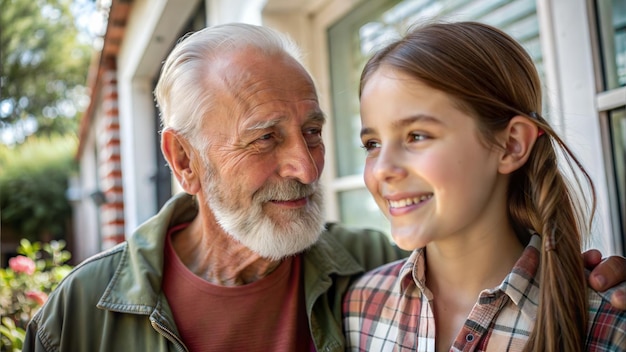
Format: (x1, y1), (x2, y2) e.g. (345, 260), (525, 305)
(360, 114), (443, 137)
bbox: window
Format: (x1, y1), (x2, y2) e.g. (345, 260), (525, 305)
(597, 0), (626, 89)
(328, 0), (541, 235)
(607, 108), (626, 227)
(596, 0), (626, 253)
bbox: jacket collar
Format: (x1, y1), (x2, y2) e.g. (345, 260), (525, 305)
(301, 224), (368, 315)
(305, 226), (368, 278)
(97, 193), (198, 313)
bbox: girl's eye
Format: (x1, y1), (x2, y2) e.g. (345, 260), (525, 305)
(410, 132), (428, 142)
(360, 140), (381, 152)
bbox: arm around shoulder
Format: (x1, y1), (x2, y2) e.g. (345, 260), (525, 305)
(584, 250), (626, 310)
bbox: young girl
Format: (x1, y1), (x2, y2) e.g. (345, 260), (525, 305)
(343, 21), (625, 352)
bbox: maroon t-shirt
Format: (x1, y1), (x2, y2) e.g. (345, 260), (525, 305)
(162, 224), (314, 351)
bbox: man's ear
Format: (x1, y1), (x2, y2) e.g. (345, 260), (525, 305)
(161, 129), (201, 194)
(498, 115), (540, 175)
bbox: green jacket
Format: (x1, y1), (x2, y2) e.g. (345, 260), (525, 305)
(23, 193), (407, 352)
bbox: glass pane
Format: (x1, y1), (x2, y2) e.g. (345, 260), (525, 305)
(329, 0), (540, 178)
(338, 188), (391, 238)
(597, 0), (626, 89)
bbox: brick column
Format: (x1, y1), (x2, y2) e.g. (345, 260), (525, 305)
(98, 58), (125, 249)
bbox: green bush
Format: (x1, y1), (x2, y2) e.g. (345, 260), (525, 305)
(0, 135), (77, 242)
(0, 239), (73, 351)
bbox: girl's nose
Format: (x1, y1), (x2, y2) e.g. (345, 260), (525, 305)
(372, 145), (407, 182)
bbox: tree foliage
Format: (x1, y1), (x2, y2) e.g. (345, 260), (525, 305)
(0, 0), (92, 145)
(0, 134), (77, 242)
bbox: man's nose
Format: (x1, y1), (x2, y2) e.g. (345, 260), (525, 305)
(278, 136), (319, 184)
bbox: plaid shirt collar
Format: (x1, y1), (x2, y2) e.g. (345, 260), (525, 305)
(395, 234), (541, 319)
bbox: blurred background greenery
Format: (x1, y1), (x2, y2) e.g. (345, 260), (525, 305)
(1, 2), (98, 348)
(1, 0), (100, 262)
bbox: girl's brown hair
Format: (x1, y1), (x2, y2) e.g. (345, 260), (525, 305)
(360, 21), (595, 352)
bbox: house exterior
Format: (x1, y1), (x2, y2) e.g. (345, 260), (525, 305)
(71, 0), (625, 263)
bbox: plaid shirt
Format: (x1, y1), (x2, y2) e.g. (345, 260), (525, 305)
(343, 235), (626, 351)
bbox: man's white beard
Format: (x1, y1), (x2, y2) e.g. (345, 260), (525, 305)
(202, 158), (325, 261)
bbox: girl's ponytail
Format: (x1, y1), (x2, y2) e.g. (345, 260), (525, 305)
(510, 120), (594, 352)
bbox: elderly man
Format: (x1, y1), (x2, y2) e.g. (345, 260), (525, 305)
(23, 23), (626, 352)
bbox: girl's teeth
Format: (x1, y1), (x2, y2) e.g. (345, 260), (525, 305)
(389, 194), (432, 208)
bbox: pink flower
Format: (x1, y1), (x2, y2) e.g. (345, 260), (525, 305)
(8, 255), (36, 275)
(25, 290), (48, 306)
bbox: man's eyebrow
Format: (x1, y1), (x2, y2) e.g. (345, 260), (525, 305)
(360, 114), (443, 137)
(246, 117), (284, 131)
(245, 111), (325, 132)
(308, 110), (326, 124)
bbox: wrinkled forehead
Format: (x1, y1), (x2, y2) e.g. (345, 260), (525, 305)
(197, 47), (322, 139)
(209, 47), (317, 100)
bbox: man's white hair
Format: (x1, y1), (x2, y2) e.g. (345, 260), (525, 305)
(154, 23), (305, 148)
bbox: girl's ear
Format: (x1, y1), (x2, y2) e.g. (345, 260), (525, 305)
(161, 129), (201, 194)
(498, 115), (540, 175)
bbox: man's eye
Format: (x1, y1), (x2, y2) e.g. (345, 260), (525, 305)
(304, 128), (322, 146)
(250, 133), (276, 148)
(304, 127), (322, 137)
